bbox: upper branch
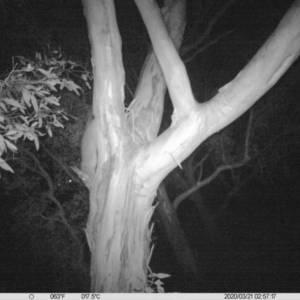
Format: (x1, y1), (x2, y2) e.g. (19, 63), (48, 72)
(82, 0), (126, 129)
(127, 0), (186, 143)
(135, 0), (300, 188)
(202, 0), (300, 138)
(135, 0), (196, 115)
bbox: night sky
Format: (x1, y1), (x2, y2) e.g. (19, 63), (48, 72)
(0, 0), (300, 294)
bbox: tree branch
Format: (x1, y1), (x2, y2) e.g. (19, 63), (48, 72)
(182, 0), (236, 61)
(136, 0), (300, 189)
(183, 30), (234, 63)
(135, 0), (196, 114)
(17, 145), (85, 264)
(41, 142), (83, 185)
(127, 0), (186, 143)
(173, 109), (254, 210)
(173, 159), (246, 210)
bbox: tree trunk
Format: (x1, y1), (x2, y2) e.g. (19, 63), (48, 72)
(87, 163), (156, 291)
(156, 184), (199, 278)
(81, 0), (300, 292)
(82, 0), (187, 292)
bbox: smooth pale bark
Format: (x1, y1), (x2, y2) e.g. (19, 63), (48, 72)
(127, 0), (186, 143)
(128, 0), (200, 278)
(135, 0), (300, 186)
(82, 0), (300, 292)
(82, 0), (187, 292)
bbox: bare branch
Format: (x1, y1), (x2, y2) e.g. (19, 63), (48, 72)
(18, 145), (55, 191)
(17, 145), (84, 258)
(173, 159), (246, 210)
(244, 109), (253, 159)
(135, 0), (196, 114)
(194, 152), (209, 175)
(183, 30), (234, 63)
(127, 0), (186, 143)
(181, 0), (236, 60)
(41, 142), (83, 185)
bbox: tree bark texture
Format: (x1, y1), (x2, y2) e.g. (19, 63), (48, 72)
(81, 0), (300, 292)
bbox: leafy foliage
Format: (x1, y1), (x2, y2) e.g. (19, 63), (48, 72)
(146, 268), (170, 293)
(0, 48), (91, 173)
(0, 48), (93, 291)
